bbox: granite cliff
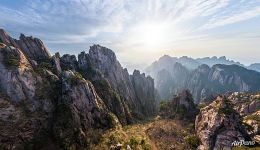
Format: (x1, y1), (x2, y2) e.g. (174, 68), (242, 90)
(0, 29), (157, 149)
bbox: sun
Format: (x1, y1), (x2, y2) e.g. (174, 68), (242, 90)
(132, 22), (169, 51)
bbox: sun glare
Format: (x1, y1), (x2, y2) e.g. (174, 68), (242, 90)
(133, 22), (169, 51)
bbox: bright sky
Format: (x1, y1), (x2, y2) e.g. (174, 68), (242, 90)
(0, 0), (260, 70)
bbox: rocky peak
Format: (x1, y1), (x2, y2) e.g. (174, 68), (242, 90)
(133, 69), (146, 78)
(52, 52), (62, 75)
(78, 51), (90, 71)
(0, 29), (20, 48)
(131, 69), (157, 116)
(197, 64), (210, 73)
(171, 90), (198, 120)
(17, 33), (51, 60)
(89, 44), (118, 71)
(0, 29), (51, 61)
(60, 54), (78, 71)
(160, 90), (198, 120)
(158, 55), (172, 62)
(177, 90), (196, 110)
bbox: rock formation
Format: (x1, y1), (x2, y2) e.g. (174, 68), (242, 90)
(131, 70), (157, 117)
(0, 29), (51, 61)
(53, 71), (114, 148)
(77, 45), (158, 123)
(160, 90), (198, 121)
(16, 34), (51, 60)
(0, 29), (158, 149)
(195, 95), (254, 150)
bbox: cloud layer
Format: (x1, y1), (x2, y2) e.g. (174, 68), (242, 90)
(0, 0), (260, 68)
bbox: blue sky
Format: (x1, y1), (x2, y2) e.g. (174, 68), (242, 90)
(0, 0), (260, 70)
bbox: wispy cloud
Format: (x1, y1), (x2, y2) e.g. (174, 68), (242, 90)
(203, 4), (260, 29)
(0, 0), (259, 65)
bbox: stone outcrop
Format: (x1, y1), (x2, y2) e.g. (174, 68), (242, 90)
(195, 96), (252, 150)
(0, 43), (57, 149)
(131, 70), (157, 117)
(160, 90), (198, 121)
(60, 54), (78, 71)
(78, 44), (158, 123)
(53, 71), (115, 148)
(0, 29), (51, 61)
(51, 52), (62, 75)
(0, 29), (20, 48)
(0, 44), (35, 103)
(228, 92), (260, 143)
(16, 34), (51, 60)
(88, 45), (137, 106)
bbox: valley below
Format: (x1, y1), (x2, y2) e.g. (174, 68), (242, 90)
(90, 118), (196, 150)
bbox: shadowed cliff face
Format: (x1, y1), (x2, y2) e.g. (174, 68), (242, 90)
(0, 29), (158, 149)
(77, 45), (158, 123)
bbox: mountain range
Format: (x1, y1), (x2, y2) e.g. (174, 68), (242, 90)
(146, 55), (260, 103)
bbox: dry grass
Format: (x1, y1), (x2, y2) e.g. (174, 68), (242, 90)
(90, 117), (194, 150)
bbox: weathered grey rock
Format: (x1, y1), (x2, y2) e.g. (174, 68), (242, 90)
(53, 70), (115, 148)
(88, 45), (157, 120)
(78, 48), (133, 124)
(0, 29), (20, 48)
(89, 45), (136, 100)
(195, 96), (251, 150)
(78, 51), (90, 71)
(16, 34), (51, 60)
(0, 45), (36, 104)
(160, 90), (198, 120)
(0, 29), (158, 149)
(0, 44), (56, 149)
(52, 52), (62, 75)
(60, 54), (78, 71)
(0, 29), (51, 61)
(131, 70), (157, 116)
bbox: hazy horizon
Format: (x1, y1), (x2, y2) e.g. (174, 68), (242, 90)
(1, 0), (260, 70)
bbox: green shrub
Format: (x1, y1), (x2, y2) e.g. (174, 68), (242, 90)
(159, 101), (170, 111)
(218, 107), (234, 115)
(38, 62), (52, 69)
(218, 99), (235, 115)
(67, 72), (85, 86)
(129, 138), (138, 148)
(2, 50), (20, 67)
(184, 134), (200, 149)
(198, 103), (207, 109)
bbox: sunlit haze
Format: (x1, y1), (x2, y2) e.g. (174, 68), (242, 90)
(1, 0), (260, 71)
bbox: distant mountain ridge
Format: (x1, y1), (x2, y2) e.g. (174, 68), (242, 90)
(146, 55), (257, 76)
(146, 55), (260, 103)
(248, 63), (260, 72)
